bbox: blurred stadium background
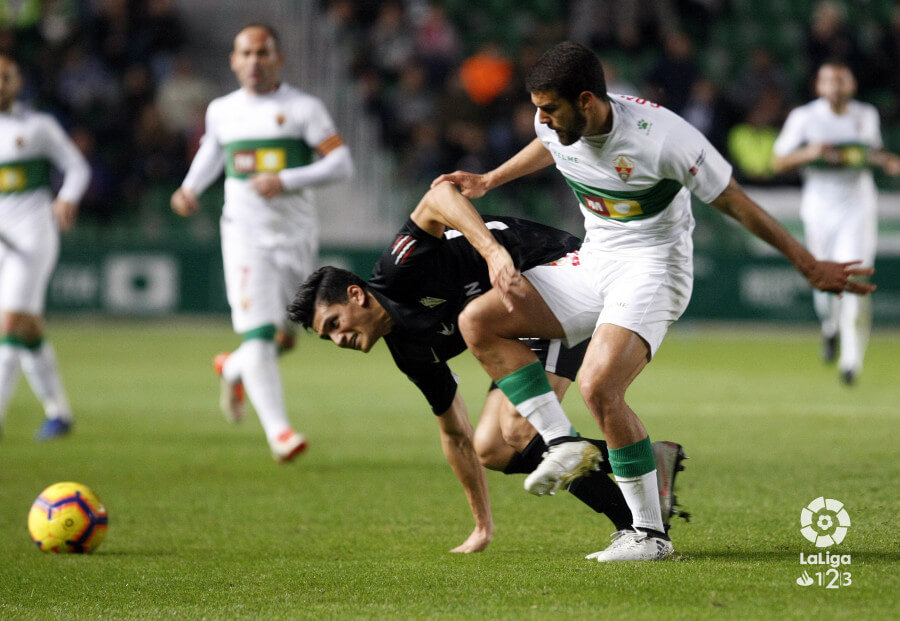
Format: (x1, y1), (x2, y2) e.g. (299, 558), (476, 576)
(5, 0), (899, 324)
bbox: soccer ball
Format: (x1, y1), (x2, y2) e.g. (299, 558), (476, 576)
(27, 482), (108, 553)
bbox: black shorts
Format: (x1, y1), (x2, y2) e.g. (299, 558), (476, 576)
(488, 337), (588, 391)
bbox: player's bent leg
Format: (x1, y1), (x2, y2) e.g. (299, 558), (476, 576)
(577, 324), (650, 445)
(473, 390), (518, 470)
(579, 325), (670, 551)
(458, 285), (566, 379)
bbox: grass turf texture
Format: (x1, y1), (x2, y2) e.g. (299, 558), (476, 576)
(0, 319), (897, 619)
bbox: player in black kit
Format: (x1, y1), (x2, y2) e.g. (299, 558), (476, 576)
(288, 184), (686, 553)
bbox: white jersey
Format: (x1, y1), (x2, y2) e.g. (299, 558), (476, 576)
(0, 104), (89, 314)
(182, 83), (340, 246)
(773, 98), (881, 222)
(0, 103), (90, 221)
(536, 94), (732, 265)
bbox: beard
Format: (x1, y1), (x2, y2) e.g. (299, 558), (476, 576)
(554, 108), (587, 145)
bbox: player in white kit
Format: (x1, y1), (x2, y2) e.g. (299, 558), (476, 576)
(773, 61), (900, 384)
(0, 53), (90, 441)
(171, 24), (354, 461)
(433, 43), (874, 561)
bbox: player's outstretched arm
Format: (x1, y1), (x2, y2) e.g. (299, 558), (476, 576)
(431, 138), (553, 198)
(711, 178), (876, 295)
(436, 392), (494, 553)
(413, 182), (523, 310)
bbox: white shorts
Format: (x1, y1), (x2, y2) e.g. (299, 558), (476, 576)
(221, 221), (317, 335)
(523, 250), (693, 358)
(0, 207), (59, 315)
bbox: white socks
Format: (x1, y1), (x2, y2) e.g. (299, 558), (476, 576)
(515, 392), (573, 443)
(0, 343), (21, 425)
(0, 341), (72, 423)
(615, 470), (665, 533)
(838, 294), (871, 373)
(20, 342), (72, 421)
(226, 339), (291, 444)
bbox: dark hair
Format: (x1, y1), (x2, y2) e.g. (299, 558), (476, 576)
(237, 22), (281, 52)
(288, 266), (367, 329)
(525, 42), (607, 102)
(819, 58), (852, 73)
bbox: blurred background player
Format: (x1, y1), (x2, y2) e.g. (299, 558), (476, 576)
(170, 24), (354, 461)
(773, 61), (900, 385)
(0, 52), (90, 441)
(288, 184), (687, 553)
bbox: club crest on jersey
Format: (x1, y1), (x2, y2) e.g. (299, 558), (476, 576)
(276, 112), (286, 126)
(613, 155), (634, 182)
(15, 136), (25, 148)
(419, 296), (446, 308)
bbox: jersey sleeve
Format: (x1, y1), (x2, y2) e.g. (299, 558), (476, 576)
(862, 105), (883, 149)
(385, 338), (459, 415)
(772, 108), (808, 157)
(182, 104), (226, 194)
(374, 218), (442, 285)
(298, 96), (340, 150)
(40, 115), (90, 203)
(659, 114), (732, 204)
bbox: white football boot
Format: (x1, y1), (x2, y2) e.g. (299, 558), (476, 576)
(271, 429), (308, 463)
(585, 530), (674, 562)
(524, 439), (602, 495)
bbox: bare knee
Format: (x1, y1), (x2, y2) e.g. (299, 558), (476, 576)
(578, 372), (625, 427)
(458, 303), (491, 353)
(1, 312), (42, 340)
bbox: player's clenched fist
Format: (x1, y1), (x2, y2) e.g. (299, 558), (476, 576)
(170, 187), (199, 216)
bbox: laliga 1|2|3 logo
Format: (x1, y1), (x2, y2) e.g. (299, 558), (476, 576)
(795, 497), (852, 588)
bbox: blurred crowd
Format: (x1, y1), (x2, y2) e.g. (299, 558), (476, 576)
(1, 0), (213, 228)
(3, 0), (900, 229)
(326, 0), (900, 194)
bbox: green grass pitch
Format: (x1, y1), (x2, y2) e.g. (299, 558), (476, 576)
(0, 319), (897, 619)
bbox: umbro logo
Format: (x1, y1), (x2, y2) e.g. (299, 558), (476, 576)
(419, 296), (446, 308)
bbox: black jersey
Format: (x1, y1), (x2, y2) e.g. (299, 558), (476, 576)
(369, 215), (581, 414)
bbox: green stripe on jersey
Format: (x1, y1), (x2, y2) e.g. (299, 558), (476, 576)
(0, 158), (51, 193)
(224, 138), (313, 179)
(564, 177), (682, 221)
(808, 143), (870, 170)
